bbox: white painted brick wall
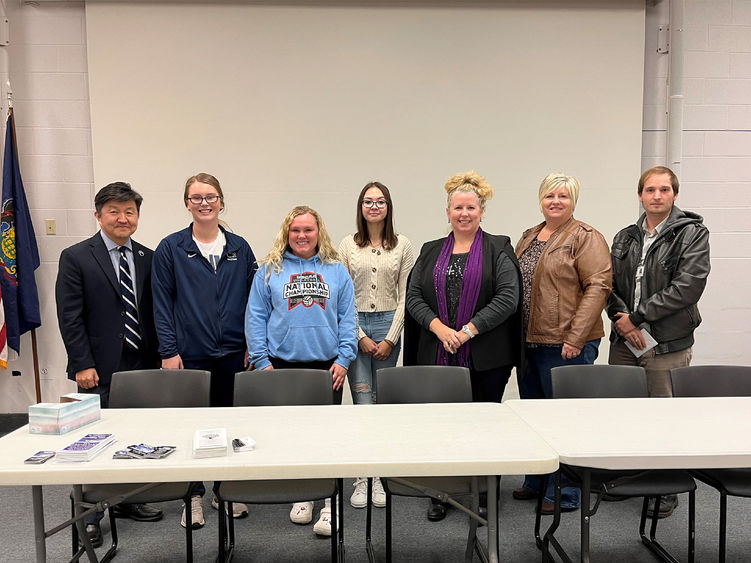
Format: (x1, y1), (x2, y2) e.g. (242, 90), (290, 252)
(644, 0), (751, 365)
(704, 131), (751, 154)
(708, 25), (751, 51)
(684, 105), (729, 129)
(0, 2), (90, 411)
(705, 78), (751, 104)
(685, 0), (733, 25)
(683, 156), (751, 181)
(685, 51), (730, 77)
(730, 52), (751, 76)
(729, 105), (751, 127)
(680, 182), (751, 206)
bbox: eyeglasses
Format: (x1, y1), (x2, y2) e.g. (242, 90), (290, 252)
(362, 199), (388, 209)
(186, 194), (221, 205)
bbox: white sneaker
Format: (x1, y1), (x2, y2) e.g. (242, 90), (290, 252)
(211, 495), (249, 518)
(290, 501), (314, 524)
(372, 477), (386, 508)
(313, 507), (338, 537)
(181, 495), (205, 529)
(350, 478), (368, 508)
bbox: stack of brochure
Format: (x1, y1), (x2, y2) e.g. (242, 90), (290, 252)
(57, 433), (116, 462)
(192, 428), (228, 458)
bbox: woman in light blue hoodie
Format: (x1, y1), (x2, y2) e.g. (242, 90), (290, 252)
(245, 205), (357, 537)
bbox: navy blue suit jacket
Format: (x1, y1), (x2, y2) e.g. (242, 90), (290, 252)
(55, 232), (159, 387)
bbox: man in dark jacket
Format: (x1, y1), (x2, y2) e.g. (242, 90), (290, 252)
(55, 182), (163, 545)
(607, 166), (710, 516)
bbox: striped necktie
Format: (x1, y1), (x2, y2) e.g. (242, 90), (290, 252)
(119, 246), (141, 350)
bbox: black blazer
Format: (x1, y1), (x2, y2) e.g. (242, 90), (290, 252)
(55, 233), (159, 387)
(404, 233), (523, 372)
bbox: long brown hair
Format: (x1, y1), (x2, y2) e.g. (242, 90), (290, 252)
(353, 181), (398, 250)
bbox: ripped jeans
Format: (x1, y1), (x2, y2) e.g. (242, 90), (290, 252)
(349, 310), (400, 404)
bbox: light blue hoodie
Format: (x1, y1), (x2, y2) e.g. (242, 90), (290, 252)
(246, 251), (358, 370)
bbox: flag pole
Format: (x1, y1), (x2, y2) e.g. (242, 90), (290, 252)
(31, 329), (41, 403)
(7, 86), (42, 403)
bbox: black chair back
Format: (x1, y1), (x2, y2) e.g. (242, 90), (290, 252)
(109, 369), (211, 408)
(233, 369), (332, 406)
(671, 365), (751, 563)
(671, 365), (751, 397)
(74, 369), (211, 562)
(551, 364), (647, 399)
(376, 365), (472, 404)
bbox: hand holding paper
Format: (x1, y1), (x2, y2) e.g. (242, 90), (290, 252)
(624, 329), (658, 358)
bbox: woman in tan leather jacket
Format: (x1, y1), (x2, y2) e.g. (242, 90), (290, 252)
(511, 172), (611, 513)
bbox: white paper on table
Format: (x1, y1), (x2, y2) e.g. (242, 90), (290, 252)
(232, 436), (256, 452)
(624, 328), (658, 358)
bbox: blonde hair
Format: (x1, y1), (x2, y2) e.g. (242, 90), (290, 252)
(259, 205), (339, 280)
(538, 173), (580, 211)
(445, 170), (494, 209)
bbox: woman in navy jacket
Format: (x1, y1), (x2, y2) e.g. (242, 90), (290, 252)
(152, 172), (256, 528)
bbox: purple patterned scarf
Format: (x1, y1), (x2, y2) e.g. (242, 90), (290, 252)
(433, 228), (484, 367)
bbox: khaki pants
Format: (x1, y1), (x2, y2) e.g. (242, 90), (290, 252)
(608, 340), (692, 397)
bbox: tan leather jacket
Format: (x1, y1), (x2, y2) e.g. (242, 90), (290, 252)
(515, 217), (612, 349)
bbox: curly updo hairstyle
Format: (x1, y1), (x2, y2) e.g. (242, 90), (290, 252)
(444, 170), (494, 210)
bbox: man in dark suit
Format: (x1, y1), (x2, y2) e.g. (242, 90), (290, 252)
(55, 182), (163, 546)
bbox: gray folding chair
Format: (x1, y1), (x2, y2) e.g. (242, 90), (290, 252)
(367, 365), (486, 563)
(670, 365), (751, 398)
(671, 365), (751, 563)
(71, 369), (210, 563)
(215, 369), (342, 563)
(541, 364), (696, 563)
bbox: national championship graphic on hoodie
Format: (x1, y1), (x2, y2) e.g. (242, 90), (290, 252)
(283, 272), (329, 309)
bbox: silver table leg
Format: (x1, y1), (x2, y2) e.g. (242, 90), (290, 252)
(487, 476), (499, 563)
(72, 484), (99, 562)
(32, 485), (46, 563)
(32, 485), (100, 562)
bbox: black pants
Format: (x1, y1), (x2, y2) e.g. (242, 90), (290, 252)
(79, 344), (151, 524)
(77, 344), (149, 408)
(469, 364), (513, 403)
(269, 357), (343, 405)
(187, 350), (247, 498)
(184, 350), (246, 408)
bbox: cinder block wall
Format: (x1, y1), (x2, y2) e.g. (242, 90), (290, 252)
(642, 0), (751, 365)
(1, 1), (93, 410)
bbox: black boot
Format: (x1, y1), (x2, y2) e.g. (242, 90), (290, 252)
(427, 498), (448, 521)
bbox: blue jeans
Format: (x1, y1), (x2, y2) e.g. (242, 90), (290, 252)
(349, 311), (400, 404)
(517, 339), (601, 508)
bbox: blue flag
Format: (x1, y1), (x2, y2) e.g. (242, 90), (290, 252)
(0, 111), (40, 353)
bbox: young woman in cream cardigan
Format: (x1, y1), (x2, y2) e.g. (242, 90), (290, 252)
(338, 181), (413, 510)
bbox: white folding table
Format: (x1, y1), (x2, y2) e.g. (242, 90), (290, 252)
(0, 402), (558, 562)
(507, 397), (751, 563)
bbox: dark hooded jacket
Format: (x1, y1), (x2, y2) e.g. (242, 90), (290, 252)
(607, 205), (710, 354)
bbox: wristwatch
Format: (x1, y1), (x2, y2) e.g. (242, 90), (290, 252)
(461, 325), (475, 339)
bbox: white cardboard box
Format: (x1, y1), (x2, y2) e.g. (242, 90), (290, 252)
(28, 393), (101, 435)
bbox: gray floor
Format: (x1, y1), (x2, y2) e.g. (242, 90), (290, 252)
(1, 477), (749, 562)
